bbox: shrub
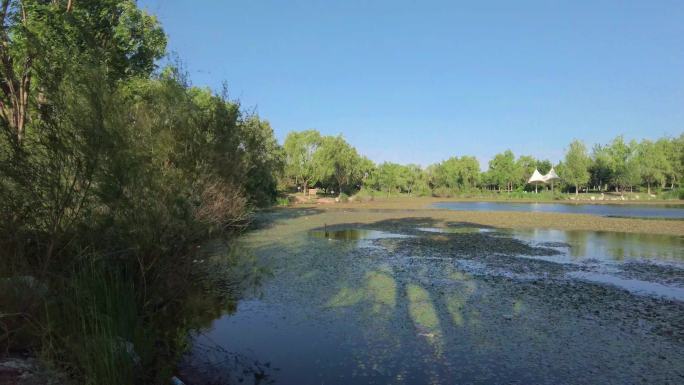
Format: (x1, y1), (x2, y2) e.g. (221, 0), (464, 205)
(354, 188), (375, 202)
(660, 188), (684, 200)
(276, 196), (291, 206)
(432, 186), (454, 198)
(194, 181), (249, 232)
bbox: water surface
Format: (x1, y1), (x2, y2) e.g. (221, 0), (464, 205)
(433, 201), (684, 219)
(509, 228), (684, 263)
(181, 212), (684, 385)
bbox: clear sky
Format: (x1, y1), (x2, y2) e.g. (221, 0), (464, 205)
(138, 0), (683, 168)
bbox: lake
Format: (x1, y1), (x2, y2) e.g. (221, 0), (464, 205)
(179, 209), (684, 385)
(432, 201), (684, 219)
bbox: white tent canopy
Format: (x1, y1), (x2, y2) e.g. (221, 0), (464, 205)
(527, 169), (545, 193)
(542, 167), (560, 182)
(527, 169), (545, 184)
(542, 167), (560, 192)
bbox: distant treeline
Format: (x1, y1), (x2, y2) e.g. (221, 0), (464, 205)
(283, 130), (684, 197)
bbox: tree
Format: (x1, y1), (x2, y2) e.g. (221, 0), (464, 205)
(374, 162), (405, 197)
(606, 136), (638, 193)
(563, 140), (591, 195)
(636, 140), (669, 194)
(0, 0), (166, 145)
(432, 156), (480, 191)
(283, 130), (322, 193)
(488, 150), (517, 192)
(240, 116), (284, 205)
(314, 135), (362, 195)
(458, 156), (481, 189)
(660, 136), (683, 189)
(589, 144), (612, 191)
(536, 159), (553, 175)
(402, 164), (424, 196)
(356, 156), (375, 190)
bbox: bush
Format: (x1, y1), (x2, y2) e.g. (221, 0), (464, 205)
(660, 188), (684, 200)
(432, 186), (455, 198)
(338, 192), (349, 202)
(354, 188), (375, 202)
(276, 196), (291, 206)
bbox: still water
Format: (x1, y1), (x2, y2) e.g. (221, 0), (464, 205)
(433, 201), (684, 219)
(509, 228), (684, 263)
(180, 212), (684, 385)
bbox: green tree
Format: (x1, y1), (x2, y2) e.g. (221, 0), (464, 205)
(606, 136), (637, 193)
(374, 162), (405, 197)
(563, 140), (591, 195)
(660, 136), (683, 189)
(356, 156), (375, 190)
(536, 159), (553, 175)
(314, 135), (362, 195)
(240, 116), (284, 205)
(402, 164), (425, 196)
(589, 144), (612, 191)
(488, 150), (517, 192)
(432, 156), (480, 191)
(0, 0), (166, 144)
(636, 140), (669, 194)
(283, 130), (322, 193)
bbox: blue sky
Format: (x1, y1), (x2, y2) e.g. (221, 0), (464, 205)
(139, 0), (683, 168)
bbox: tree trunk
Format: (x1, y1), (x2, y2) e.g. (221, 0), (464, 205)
(575, 184), (579, 196)
(647, 182), (651, 195)
(0, 0), (32, 145)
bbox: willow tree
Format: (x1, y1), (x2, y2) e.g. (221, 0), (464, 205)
(283, 129), (322, 193)
(313, 135), (362, 195)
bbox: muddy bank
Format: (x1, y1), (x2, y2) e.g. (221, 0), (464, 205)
(260, 205), (684, 235)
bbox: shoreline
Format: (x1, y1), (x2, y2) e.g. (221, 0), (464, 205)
(431, 197), (683, 206)
(276, 199), (684, 236)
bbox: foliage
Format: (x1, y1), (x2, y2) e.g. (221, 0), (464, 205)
(313, 135), (362, 195)
(283, 129), (322, 192)
(239, 117), (284, 206)
(372, 162), (406, 197)
(337, 192), (350, 202)
(431, 156), (480, 191)
(488, 150), (517, 192)
(563, 140), (591, 195)
(280, 129), (683, 198)
(636, 139), (670, 194)
(0, 2), (282, 383)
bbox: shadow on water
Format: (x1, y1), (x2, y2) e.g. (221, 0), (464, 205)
(182, 215), (684, 385)
(172, 241), (274, 384)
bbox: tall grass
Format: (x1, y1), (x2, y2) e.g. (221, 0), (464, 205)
(43, 260), (139, 385)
